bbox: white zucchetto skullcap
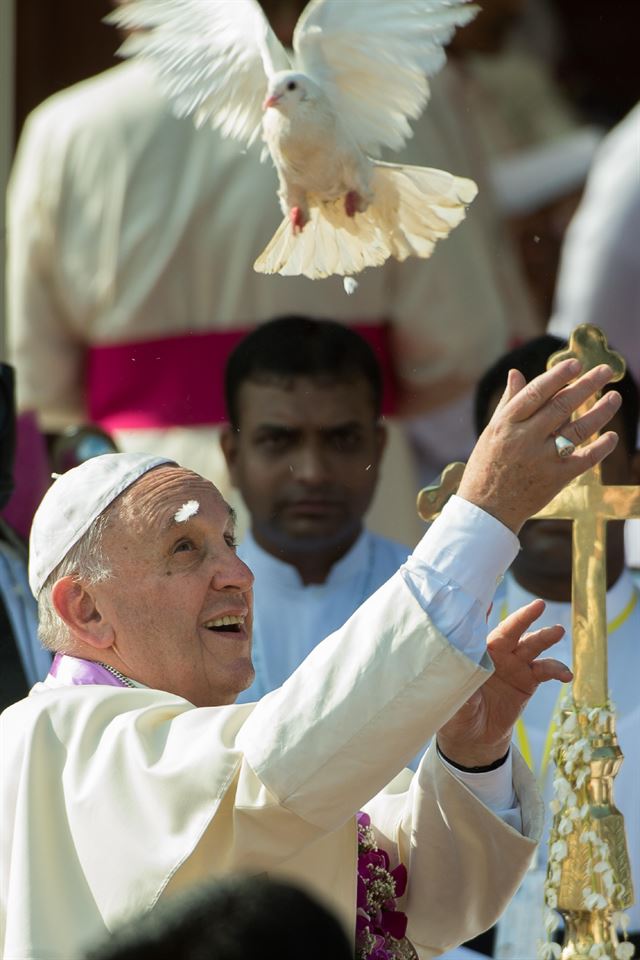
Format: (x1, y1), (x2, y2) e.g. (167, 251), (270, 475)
(29, 452), (175, 597)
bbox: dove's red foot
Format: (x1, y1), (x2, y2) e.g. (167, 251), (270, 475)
(290, 206), (307, 234)
(345, 191), (363, 218)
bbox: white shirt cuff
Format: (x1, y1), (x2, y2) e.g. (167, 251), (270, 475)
(400, 495), (520, 663)
(414, 495), (519, 610)
(438, 749), (522, 832)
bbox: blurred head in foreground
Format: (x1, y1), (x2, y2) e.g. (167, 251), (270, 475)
(86, 875), (353, 960)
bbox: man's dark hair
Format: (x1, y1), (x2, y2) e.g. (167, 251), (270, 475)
(86, 875), (354, 960)
(224, 316), (383, 428)
(474, 334), (639, 452)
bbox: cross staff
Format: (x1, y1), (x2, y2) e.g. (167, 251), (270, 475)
(417, 324), (640, 709)
(418, 324), (638, 955)
(537, 328), (639, 706)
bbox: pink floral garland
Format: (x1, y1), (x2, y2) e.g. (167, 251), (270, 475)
(356, 812), (418, 960)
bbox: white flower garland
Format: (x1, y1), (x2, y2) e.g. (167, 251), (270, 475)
(539, 696), (634, 960)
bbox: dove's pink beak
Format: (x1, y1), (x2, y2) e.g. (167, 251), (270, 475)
(263, 93), (281, 110)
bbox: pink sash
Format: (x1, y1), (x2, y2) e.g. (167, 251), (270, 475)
(86, 324), (397, 430)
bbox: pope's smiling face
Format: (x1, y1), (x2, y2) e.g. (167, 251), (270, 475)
(91, 467), (255, 706)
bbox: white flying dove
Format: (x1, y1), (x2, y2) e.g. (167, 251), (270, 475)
(108, 0), (479, 281)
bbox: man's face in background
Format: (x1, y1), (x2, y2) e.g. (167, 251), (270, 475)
(222, 375), (386, 559)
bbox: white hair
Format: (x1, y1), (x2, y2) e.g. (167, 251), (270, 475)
(37, 511), (113, 652)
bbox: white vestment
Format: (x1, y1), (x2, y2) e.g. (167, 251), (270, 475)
(7, 59), (537, 546)
(489, 570), (640, 933)
(1, 499), (543, 960)
(236, 528), (409, 702)
(548, 103), (640, 388)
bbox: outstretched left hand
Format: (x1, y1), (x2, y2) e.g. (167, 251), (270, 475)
(436, 599), (572, 768)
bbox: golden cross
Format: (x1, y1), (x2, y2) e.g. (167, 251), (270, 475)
(417, 324), (640, 708)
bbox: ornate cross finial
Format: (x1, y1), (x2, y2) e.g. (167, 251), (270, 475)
(547, 324), (626, 382)
(416, 461), (465, 522)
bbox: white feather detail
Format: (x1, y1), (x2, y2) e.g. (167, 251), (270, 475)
(254, 162), (477, 279)
(106, 0), (290, 147)
(293, 0), (479, 155)
(174, 500), (200, 523)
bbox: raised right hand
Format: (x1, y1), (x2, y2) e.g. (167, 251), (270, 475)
(458, 359), (620, 534)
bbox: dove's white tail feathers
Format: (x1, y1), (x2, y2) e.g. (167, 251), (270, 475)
(254, 162), (478, 279)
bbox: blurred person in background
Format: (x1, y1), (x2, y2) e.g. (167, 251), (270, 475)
(0, 364), (50, 710)
(49, 424), (119, 477)
(491, 126), (603, 319)
(0, 377), (118, 708)
(7, 0), (539, 548)
(549, 103), (640, 572)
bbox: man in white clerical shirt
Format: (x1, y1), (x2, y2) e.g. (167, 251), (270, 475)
(466, 335), (640, 959)
(0, 357), (622, 960)
(220, 317), (409, 703)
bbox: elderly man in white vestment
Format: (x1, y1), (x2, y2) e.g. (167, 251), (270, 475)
(0, 358), (623, 960)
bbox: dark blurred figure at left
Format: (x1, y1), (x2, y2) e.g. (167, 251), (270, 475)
(0, 365), (51, 710)
(0, 379), (117, 709)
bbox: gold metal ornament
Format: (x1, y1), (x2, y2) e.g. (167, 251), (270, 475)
(417, 324), (639, 959)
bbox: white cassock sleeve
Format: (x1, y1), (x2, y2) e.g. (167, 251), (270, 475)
(361, 746), (542, 957)
(235, 495), (519, 823)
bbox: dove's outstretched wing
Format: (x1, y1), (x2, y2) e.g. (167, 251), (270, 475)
(292, 0), (478, 156)
(106, 0), (290, 147)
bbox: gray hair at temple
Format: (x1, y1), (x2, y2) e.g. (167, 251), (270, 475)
(37, 513), (113, 652)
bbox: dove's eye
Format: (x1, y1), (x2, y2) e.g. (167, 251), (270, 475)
(287, 81), (297, 91)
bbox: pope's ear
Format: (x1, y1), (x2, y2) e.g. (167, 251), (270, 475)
(220, 425), (240, 479)
(51, 576), (114, 650)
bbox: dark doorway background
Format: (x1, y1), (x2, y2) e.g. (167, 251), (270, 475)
(14, 0), (117, 142)
(12, 0), (640, 147)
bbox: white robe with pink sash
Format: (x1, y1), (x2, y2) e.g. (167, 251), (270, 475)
(7, 60), (537, 547)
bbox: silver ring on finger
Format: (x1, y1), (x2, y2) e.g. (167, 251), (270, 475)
(554, 434), (576, 458)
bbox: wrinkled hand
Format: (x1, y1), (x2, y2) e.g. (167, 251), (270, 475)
(458, 359), (621, 534)
(436, 600), (572, 768)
